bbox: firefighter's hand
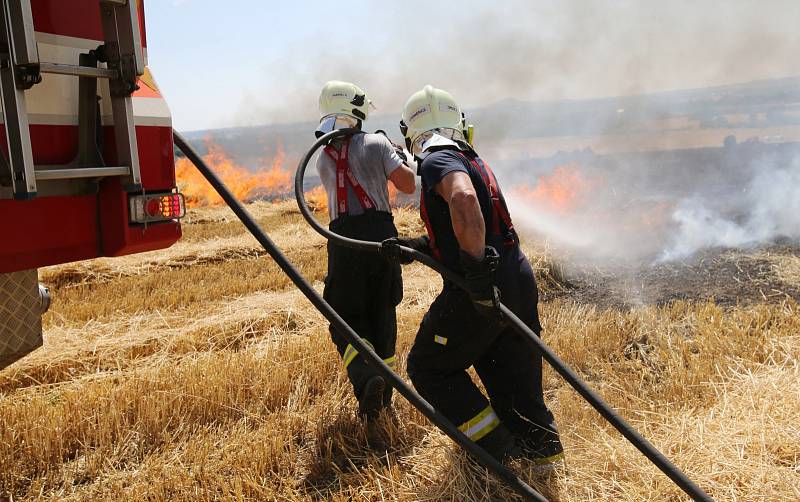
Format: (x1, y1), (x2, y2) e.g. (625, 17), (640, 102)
(381, 236), (430, 264)
(395, 147), (409, 163)
(460, 246), (504, 323)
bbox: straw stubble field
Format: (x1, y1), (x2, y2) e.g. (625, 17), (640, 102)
(1, 201), (799, 501)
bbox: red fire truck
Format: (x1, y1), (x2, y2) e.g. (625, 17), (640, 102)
(0, 0), (184, 369)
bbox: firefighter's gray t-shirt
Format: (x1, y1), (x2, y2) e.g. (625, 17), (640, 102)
(315, 132), (404, 220)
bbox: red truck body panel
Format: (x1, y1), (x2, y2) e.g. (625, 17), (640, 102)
(30, 0), (147, 48)
(0, 0), (181, 274)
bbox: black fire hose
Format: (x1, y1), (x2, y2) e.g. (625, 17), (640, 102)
(173, 130), (548, 502)
(294, 128), (714, 502)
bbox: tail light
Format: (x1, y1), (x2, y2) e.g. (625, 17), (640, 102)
(129, 193), (185, 223)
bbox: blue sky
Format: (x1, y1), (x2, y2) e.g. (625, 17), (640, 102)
(147, 0), (404, 131)
(146, 1), (800, 132)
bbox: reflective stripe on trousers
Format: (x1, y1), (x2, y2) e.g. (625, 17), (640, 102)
(458, 405), (501, 442)
(343, 341), (397, 370)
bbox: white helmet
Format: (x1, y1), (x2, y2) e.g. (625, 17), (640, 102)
(316, 80), (370, 137)
(400, 85), (465, 155)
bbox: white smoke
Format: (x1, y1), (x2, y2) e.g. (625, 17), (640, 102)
(232, 0), (800, 128)
(660, 159), (800, 261)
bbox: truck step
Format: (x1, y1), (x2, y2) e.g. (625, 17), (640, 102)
(34, 166), (130, 181)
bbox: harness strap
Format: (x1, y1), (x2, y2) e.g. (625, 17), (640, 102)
(419, 190), (442, 261)
(324, 138), (376, 215)
(463, 154), (516, 245)
(420, 152), (517, 263)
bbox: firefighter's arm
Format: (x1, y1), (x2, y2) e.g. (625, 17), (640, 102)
(389, 163), (416, 194)
(436, 171), (485, 259)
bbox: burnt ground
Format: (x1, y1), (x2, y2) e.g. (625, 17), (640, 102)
(543, 243), (800, 309)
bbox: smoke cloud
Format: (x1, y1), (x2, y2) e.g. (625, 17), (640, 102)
(225, 0), (800, 266)
(503, 146), (800, 265)
(659, 158), (800, 261)
(235, 0), (800, 127)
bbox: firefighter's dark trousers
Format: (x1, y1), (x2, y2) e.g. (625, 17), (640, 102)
(324, 211), (402, 406)
(407, 245), (563, 461)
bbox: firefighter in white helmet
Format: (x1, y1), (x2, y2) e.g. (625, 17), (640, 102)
(383, 85), (564, 464)
(314, 81), (416, 419)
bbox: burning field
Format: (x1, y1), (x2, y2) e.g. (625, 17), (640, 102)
(175, 139), (294, 208)
(1, 148), (799, 500)
(504, 159), (800, 309)
(173, 139), (405, 214)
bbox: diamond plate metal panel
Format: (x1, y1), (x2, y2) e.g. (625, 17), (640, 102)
(1, 269), (43, 369)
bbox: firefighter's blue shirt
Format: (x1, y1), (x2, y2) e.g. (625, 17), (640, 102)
(418, 148), (500, 274)
(418, 148), (542, 333)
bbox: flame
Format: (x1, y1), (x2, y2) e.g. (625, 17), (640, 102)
(175, 137), (410, 213)
(512, 165), (596, 214)
(305, 185), (328, 213)
(175, 138), (292, 208)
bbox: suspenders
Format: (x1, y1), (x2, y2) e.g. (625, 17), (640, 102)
(323, 138), (376, 215)
(463, 154), (515, 242)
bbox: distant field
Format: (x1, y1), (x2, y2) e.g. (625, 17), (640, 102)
(1, 201), (798, 501)
(483, 124), (800, 160)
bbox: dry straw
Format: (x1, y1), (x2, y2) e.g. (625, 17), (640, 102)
(1, 203), (798, 500)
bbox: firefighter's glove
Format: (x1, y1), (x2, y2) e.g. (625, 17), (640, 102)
(460, 246), (504, 323)
(389, 142), (408, 163)
(394, 146), (408, 163)
(381, 236), (430, 265)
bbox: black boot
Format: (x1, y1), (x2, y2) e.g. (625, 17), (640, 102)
(516, 434), (565, 470)
(358, 375), (386, 419)
(475, 424), (521, 463)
